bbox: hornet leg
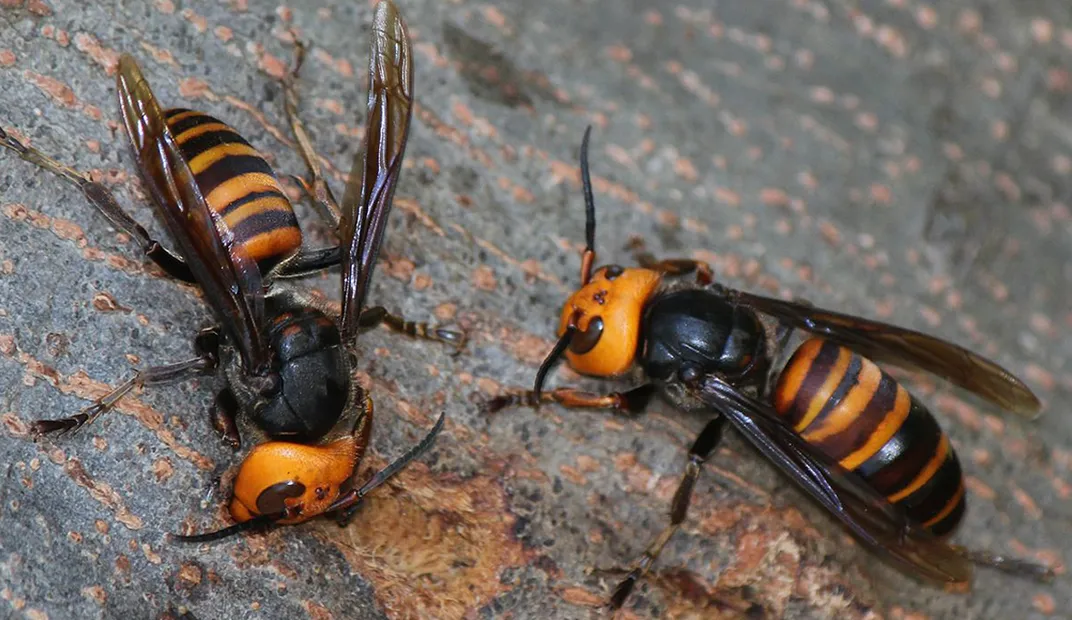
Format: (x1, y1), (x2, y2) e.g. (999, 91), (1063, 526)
(627, 238), (713, 285)
(272, 37), (347, 280)
(210, 388), (242, 451)
(953, 546), (1055, 582)
(32, 356), (215, 436)
(633, 250), (713, 286)
(195, 327), (242, 449)
(608, 415), (728, 609)
(485, 385), (657, 416)
(280, 35), (341, 227)
(329, 410), (447, 527)
(273, 245), (341, 279)
(32, 327), (220, 437)
(0, 127), (195, 282)
(333, 390), (375, 527)
(357, 306), (466, 351)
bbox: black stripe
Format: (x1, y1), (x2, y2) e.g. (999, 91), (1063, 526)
(194, 155), (277, 199)
(856, 395), (943, 496)
(897, 450), (964, 529)
(805, 350), (863, 434)
(812, 361), (900, 464)
(218, 189), (290, 219)
(165, 110), (218, 137)
(782, 340), (841, 426)
(175, 129), (253, 163)
(229, 207), (299, 243)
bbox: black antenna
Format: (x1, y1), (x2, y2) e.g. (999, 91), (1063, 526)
(326, 412), (446, 514)
(534, 127), (595, 399)
(579, 126), (597, 285)
(172, 413), (445, 543)
(171, 512), (282, 543)
(532, 325), (577, 401)
(581, 126), (595, 256)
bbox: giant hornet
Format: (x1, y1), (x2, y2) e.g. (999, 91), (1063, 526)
(488, 127), (1054, 608)
(2, 0), (458, 539)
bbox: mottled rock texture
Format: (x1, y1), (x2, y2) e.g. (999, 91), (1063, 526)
(0, 0), (1069, 618)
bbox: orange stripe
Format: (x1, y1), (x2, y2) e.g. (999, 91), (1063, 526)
(888, 434), (950, 503)
(838, 386), (911, 471)
(922, 481), (965, 529)
(802, 355), (883, 443)
(773, 338), (823, 417)
(172, 121), (232, 145)
(240, 228), (303, 263)
(165, 109), (201, 126)
(188, 143), (263, 175)
(204, 173), (283, 214)
(221, 196), (293, 230)
(793, 346), (851, 433)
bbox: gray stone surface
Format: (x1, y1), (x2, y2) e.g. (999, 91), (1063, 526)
(1, 0), (1070, 618)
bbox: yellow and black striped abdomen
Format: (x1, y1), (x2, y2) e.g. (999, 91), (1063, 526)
(772, 337), (965, 537)
(164, 108), (301, 274)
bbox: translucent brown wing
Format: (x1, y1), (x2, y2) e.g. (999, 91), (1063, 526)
(696, 375), (973, 584)
(338, 0), (413, 342)
(116, 54), (270, 372)
(733, 289), (1041, 417)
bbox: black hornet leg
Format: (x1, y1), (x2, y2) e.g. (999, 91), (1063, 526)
(609, 415), (728, 610)
(0, 126), (196, 282)
(485, 385), (656, 416)
(357, 305), (466, 352)
(31, 353), (215, 437)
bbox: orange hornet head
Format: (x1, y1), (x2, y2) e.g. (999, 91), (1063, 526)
(228, 405), (371, 525)
(229, 434), (365, 525)
(532, 126), (662, 398)
(174, 401), (448, 543)
(557, 265), (662, 377)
